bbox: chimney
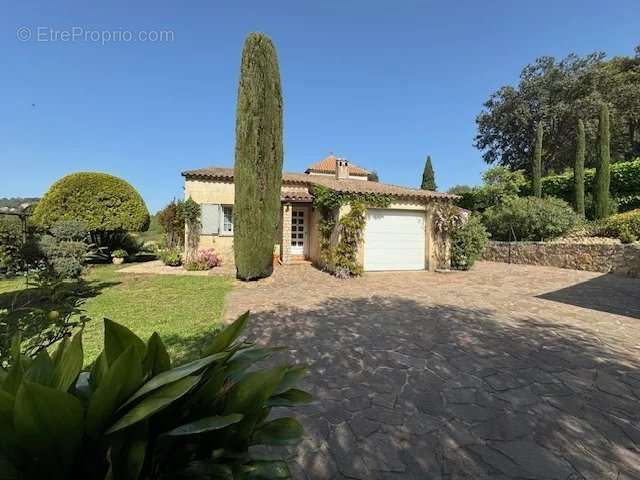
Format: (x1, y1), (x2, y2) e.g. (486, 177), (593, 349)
(335, 157), (349, 180)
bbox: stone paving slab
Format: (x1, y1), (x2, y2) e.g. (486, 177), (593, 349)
(225, 262), (640, 479)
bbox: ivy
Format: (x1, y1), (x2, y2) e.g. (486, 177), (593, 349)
(312, 186), (391, 278)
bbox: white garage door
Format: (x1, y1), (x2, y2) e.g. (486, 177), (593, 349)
(364, 209), (426, 271)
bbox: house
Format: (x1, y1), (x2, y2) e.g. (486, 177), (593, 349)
(182, 154), (458, 271)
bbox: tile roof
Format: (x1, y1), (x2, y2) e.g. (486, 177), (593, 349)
(182, 167), (458, 201)
(305, 154), (369, 176)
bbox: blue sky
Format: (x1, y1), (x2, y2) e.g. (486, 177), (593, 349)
(1, 0), (638, 212)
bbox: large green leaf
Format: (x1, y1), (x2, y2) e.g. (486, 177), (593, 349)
(226, 346), (286, 379)
(206, 311), (250, 355)
(267, 389), (313, 407)
(143, 332), (170, 377)
(181, 461), (233, 479)
(107, 375), (200, 434)
(23, 350), (55, 386)
(273, 366), (308, 395)
(236, 460), (291, 479)
(89, 351), (109, 392)
(109, 421), (147, 480)
(224, 367), (287, 415)
(2, 337), (23, 395)
(51, 332), (83, 391)
(104, 318), (146, 366)
(86, 346), (143, 437)
(0, 390), (15, 446)
(14, 381), (84, 478)
(122, 352), (227, 409)
(251, 417), (303, 446)
(163, 413), (243, 436)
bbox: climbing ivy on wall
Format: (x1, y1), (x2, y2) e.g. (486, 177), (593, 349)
(312, 186), (391, 278)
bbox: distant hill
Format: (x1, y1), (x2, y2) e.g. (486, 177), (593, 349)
(0, 197), (40, 209)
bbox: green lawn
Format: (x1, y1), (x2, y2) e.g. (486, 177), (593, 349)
(0, 264), (233, 365)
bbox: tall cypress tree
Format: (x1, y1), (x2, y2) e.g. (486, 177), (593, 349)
(594, 104), (611, 219)
(233, 33), (283, 280)
(574, 119), (586, 217)
(421, 156), (437, 190)
(532, 122), (543, 198)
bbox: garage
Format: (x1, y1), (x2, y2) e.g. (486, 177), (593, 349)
(363, 209), (426, 271)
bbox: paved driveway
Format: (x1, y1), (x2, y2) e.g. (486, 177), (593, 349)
(224, 262), (640, 479)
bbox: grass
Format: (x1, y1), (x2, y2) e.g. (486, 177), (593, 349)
(0, 263), (233, 365)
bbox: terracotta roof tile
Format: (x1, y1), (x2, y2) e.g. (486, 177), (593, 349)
(305, 154), (369, 176)
(182, 166), (458, 201)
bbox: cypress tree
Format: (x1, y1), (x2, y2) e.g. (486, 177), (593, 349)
(574, 119), (586, 217)
(593, 104), (611, 219)
(233, 32), (283, 280)
(532, 122), (543, 198)
(421, 156), (437, 190)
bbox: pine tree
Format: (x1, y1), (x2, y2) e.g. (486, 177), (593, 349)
(233, 33), (283, 280)
(532, 122), (543, 198)
(593, 104), (611, 219)
(574, 119), (586, 217)
(421, 156), (437, 190)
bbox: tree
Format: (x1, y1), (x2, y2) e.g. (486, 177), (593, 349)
(532, 123), (543, 197)
(574, 119), (586, 216)
(233, 33), (284, 280)
(475, 47), (640, 171)
(594, 104), (611, 219)
(421, 156), (437, 190)
(32, 172), (149, 246)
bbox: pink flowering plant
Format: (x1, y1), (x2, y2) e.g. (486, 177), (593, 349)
(185, 248), (221, 271)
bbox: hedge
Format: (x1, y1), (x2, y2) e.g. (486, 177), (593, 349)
(32, 172), (150, 232)
(521, 158), (640, 211)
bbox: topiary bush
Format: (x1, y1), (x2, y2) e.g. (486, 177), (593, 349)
(0, 313), (311, 479)
(482, 196), (578, 241)
(601, 209), (640, 240)
(451, 215), (490, 270)
(32, 172), (150, 246)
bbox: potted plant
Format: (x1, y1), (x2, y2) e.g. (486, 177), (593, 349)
(111, 249), (128, 265)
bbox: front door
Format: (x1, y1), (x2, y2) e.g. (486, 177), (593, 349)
(291, 207), (306, 256)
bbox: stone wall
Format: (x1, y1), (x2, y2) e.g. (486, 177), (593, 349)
(482, 241), (640, 278)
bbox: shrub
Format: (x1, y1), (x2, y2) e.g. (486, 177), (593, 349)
(0, 217), (22, 275)
(0, 313), (311, 479)
(482, 196), (578, 241)
(453, 167), (527, 212)
(618, 225), (638, 244)
(451, 215), (490, 270)
(185, 249), (221, 271)
(0, 276), (90, 365)
(111, 249), (128, 259)
(32, 172), (150, 244)
(523, 158), (640, 214)
(160, 247), (182, 266)
(157, 200), (185, 248)
(601, 209), (640, 240)
(39, 220), (89, 279)
(234, 33), (284, 281)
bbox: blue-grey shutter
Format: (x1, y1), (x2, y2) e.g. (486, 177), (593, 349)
(201, 203), (220, 234)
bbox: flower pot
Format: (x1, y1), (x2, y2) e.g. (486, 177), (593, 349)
(112, 257), (125, 265)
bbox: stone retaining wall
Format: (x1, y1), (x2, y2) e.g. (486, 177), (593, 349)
(482, 241), (640, 278)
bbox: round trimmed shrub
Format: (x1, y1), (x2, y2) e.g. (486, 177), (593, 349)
(32, 172), (150, 233)
(482, 196), (577, 241)
(451, 215), (490, 270)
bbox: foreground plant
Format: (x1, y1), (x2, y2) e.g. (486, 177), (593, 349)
(0, 312), (311, 479)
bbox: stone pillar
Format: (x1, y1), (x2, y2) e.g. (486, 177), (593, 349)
(281, 203), (292, 264)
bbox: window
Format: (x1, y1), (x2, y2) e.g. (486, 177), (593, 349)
(221, 206), (234, 234)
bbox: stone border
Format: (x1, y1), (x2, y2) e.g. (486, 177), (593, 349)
(482, 240), (640, 278)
